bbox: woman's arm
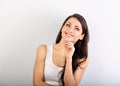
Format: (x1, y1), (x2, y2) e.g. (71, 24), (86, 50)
(64, 57), (76, 86)
(64, 42), (89, 86)
(64, 57), (88, 86)
(33, 45), (51, 86)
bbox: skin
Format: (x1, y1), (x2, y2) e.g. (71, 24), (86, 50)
(33, 17), (89, 86)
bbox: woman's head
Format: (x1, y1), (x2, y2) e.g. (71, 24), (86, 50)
(56, 13), (89, 45)
(57, 13), (89, 86)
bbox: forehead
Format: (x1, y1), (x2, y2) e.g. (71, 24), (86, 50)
(66, 17), (82, 27)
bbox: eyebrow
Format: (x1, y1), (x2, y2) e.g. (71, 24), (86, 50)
(67, 22), (80, 28)
(66, 22), (71, 24)
(75, 26), (80, 28)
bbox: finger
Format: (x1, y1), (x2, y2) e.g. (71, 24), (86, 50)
(65, 42), (74, 49)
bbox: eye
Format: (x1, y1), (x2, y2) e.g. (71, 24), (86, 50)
(75, 27), (80, 31)
(66, 23), (71, 27)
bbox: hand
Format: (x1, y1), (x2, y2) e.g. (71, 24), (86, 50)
(64, 41), (75, 61)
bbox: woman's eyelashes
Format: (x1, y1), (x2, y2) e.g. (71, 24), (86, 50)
(66, 23), (71, 27)
(65, 23), (80, 31)
(75, 27), (80, 31)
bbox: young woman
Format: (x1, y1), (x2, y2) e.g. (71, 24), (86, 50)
(33, 13), (89, 86)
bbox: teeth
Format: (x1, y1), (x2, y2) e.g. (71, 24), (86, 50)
(66, 33), (72, 37)
(67, 34), (71, 37)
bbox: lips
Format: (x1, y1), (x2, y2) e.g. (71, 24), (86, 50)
(65, 32), (73, 37)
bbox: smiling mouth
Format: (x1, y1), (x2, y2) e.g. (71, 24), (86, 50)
(65, 32), (73, 37)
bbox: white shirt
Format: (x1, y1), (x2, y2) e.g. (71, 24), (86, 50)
(44, 44), (63, 86)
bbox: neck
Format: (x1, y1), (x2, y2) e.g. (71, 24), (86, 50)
(55, 39), (66, 52)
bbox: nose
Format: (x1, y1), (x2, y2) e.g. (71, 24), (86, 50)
(69, 26), (74, 33)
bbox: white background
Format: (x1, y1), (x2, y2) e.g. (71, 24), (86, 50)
(0, 0), (120, 86)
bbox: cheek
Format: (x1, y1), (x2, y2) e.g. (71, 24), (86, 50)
(74, 34), (81, 41)
(61, 27), (65, 33)
(75, 33), (80, 38)
(61, 28), (65, 36)
(61, 27), (68, 35)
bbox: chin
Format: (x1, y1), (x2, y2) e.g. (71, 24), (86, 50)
(64, 38), (74, 42)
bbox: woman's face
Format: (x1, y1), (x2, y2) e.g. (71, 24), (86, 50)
(61, 17), (84, 44)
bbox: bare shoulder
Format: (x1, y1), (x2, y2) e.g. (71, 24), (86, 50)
(37, 44), (47, 51)
(73, 57), (89, 85)
(36, 44), (47, 61)
(79, 57), (89, 69)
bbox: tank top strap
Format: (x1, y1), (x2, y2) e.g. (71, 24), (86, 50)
(46, 44), (53, 62)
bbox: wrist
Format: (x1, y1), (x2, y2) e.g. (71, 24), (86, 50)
(66, 57), (72, 62)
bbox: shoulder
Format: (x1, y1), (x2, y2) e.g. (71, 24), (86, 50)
(36, 44), (47, 61)
(79, 57), (89, 69)
(73, 57), (89, 85)
(37, 44), (47, 51)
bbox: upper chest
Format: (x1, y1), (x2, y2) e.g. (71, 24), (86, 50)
(52, 48), (66, 68)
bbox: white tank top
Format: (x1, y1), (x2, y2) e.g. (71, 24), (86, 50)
(44, 44), (63, 86)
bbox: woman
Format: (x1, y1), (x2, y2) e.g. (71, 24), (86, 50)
(33, 13), (89, 86)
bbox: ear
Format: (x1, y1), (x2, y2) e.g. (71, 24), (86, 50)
(79, 34), (85, 40)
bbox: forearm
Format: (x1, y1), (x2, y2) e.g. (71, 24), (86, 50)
(64, 58), (77, 86)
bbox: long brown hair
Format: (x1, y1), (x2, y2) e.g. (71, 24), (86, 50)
(56, 13), (89, 86)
